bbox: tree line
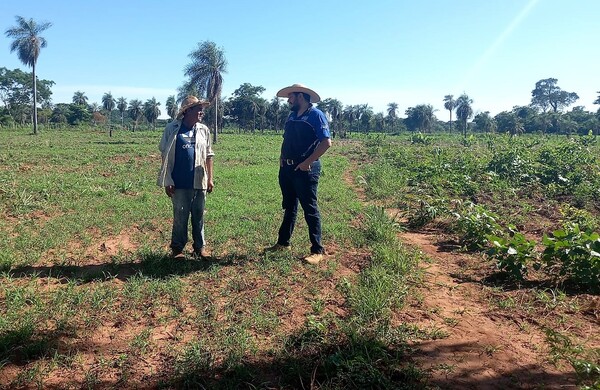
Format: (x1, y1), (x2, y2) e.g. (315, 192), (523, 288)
(4, 15), (600, 138)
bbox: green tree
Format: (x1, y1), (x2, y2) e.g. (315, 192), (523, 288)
(102, 92), (116, 136)
(228, 83), (265, 131)
(494, 111), (523, 136)
(405, 104), (435, 133)
(512, 105), (539, 134)
(565, 106), (597, 135)
(373, 112), (385, 132)
(318, 98), (343, 137)
(0, 67), (53, 125)
(473, 111), (496, 133)
(50, 103), (68, 124)
(357, 104), (373, 133)
(143, 97), (161, 130)
(386, 102), (399, 133)
(184, 41), (228, 143)
(455, 93), (473, 137)
(5, 16), (52, 134)
(90, 102), (100, 112)
(387, 102), (399, 118)
(128, 99), (143, 131)
(266, 96), (282, 130)
(443, 94), (456, 132)
(66, 103), (91, 125)
(116, 97), (127, 126)
(72, 91), (88, 106)
(531, 78), (579, 113)
(165, 95), (177, 120)
(343, 105), (357, 133)
(329, 98), (343, 137)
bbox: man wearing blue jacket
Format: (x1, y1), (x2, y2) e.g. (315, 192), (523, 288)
(267, 84), (332, 264)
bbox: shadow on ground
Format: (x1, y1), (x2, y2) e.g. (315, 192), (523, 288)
(6, 251), (248, 283)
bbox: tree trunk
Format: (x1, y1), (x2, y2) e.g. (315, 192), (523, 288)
(213, 98), (218, 144)
(32, 63), (38, 135)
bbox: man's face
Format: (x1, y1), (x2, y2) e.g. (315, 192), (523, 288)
(287, 93), (301, 112)
(184, 105), (205, 123)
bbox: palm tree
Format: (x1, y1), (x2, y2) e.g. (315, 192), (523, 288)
(128, 99), (143, 131)
(267, 96), (281, 130)
(72, 91), (88, 106)
(102, 92), (116, 136)
(184, 41), (228, 143)
(343, 105), (356, 134)
(387, 102), (399, 118)
(415, 104), (435, 133)
(165, 95), (177, 121)
(116, 97), (127, 126)
(443, 95), (456, 132)
(329, 99), (343, 137)
(5, 16), (52, 135)
(455, 93), (473, 137)
(143, 97), (161, 130)
(387, 102), (399, 132)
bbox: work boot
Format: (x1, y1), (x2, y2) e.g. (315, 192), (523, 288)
(264, 243), (291, 253)
(194, 247), (211, 260)
(304, 253), (324, 265)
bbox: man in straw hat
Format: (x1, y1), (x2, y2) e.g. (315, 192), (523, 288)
(157, 96), (214, 259)
(266, 84), (332, 264)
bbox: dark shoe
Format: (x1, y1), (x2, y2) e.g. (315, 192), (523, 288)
(264, 243), (291, 253)
(194, 247), (211, 260)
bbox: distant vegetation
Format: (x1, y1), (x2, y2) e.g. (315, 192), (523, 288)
(3, 17), (600, 138)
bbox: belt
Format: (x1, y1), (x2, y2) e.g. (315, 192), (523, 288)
(281, 158), (296, 165)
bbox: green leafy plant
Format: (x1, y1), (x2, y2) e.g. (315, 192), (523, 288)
(486, 231), (538, 280)
(410, 131), (432, 145)
(545, 328), (600, 387)
(459, 134), (475, 147)
(541, 223), (600, 291)
(452, 201), (503, 250)
(405, 198), (445, 228)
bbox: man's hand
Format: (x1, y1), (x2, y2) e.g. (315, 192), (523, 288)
(207, 180), (214, 193)
(295, 160), (312, 172)
(165, 185), (175, 197)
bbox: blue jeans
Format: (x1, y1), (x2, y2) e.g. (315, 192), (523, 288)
(171, 189), (206, 252)
(277, 160), (324, 254)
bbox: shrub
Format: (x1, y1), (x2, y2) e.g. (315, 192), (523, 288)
(541, 223), (600, 292)
(452, 201), (503, 250)
(486, 230), (538, 280)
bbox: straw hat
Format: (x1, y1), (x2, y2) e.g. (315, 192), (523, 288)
(176, 96), (210, 119)
(276, 83), (321, 103)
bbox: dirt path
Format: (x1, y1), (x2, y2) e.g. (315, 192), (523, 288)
(341, 159), (581, 389)
(396, 230), (578, 389)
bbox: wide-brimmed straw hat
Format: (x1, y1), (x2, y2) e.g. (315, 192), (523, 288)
(276, 83), (321, 103)
(176, 96), (210, 119)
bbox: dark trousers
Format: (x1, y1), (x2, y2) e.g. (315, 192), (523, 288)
(277, 160), (324, 254)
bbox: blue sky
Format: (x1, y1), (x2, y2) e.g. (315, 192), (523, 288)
(1, 0), (599, 120)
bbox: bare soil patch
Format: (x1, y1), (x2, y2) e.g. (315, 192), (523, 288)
(395, 228), (598, 389)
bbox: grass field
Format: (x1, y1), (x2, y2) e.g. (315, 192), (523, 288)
(0, 129), (424, 388)
(1, 128), (599, 389)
